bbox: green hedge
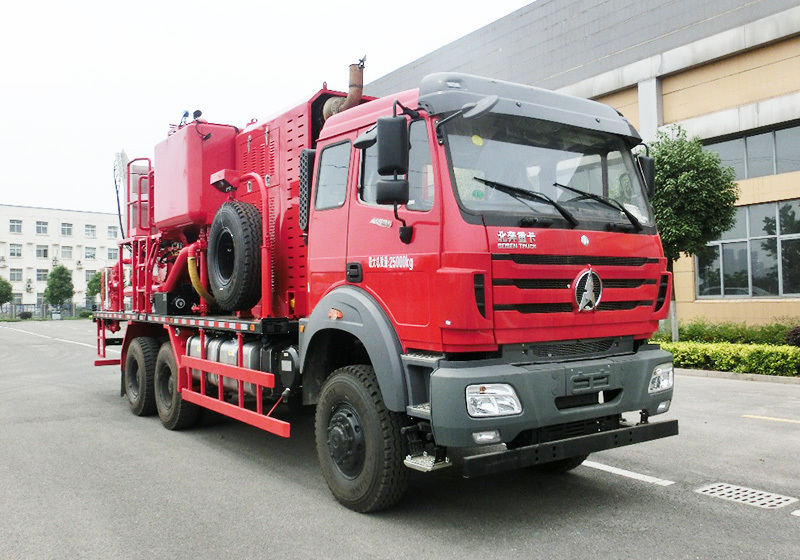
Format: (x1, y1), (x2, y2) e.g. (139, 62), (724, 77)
(661, 341), (800, 377)
(652, 318), (799, 345)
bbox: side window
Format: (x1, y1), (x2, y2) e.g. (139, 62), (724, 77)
(359, 120), (434, 211)
(314, 142), (351, 210)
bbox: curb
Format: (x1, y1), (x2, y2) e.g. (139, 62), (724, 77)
(676, 368), (800, 385)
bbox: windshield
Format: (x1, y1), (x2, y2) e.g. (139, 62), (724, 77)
(443, 113), (654, 228)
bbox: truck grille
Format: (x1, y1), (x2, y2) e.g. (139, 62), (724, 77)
(491, 253), (660, 319)
(493, 254), (659, 267)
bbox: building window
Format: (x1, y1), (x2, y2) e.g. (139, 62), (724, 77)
(9, 219), (21, 233)
(85, 247), (96, 260)
(696, 199), (800, 298)
(62, 223), (73, 236)
(108, 225), (118, 238)
(85, 224), (96, 238)
(705, 124), (800, 181)
(61, 246), (73, 259)
(36, 269), (48, 282)
(36, 294), (45, 307)
(9, 269), (23, 282)
(107, 247), (118, 260)
(12, 293), (22, 305)
(9, 244), (22, 258)
(86, 269), (96, 283)
(36, 245), (49, 258)
(36, 221), (48, 235)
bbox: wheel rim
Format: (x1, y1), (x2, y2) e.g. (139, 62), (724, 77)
(156, 363), (174, 411)
(326, 403), (365, 479)
(217, 229), (235, 283)
(127, 362), (140, 398)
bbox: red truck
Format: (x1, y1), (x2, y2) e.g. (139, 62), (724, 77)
(95, 61), (678, 512)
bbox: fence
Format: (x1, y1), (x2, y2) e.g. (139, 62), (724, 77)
(0, 302), (93, 320)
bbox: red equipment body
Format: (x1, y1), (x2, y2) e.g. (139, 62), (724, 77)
(94, 67), (678, 512)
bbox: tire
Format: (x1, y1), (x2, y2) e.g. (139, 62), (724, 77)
(315, 365), (408, 512)
(123, 337), (159, 416)
(533, 454), (589, 474)
(154, 342), (200, 430)
(207, 201), (262, 312)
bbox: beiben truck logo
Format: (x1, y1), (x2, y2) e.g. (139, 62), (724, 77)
(575, 268), (602, 312)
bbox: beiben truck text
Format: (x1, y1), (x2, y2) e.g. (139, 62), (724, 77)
(94, 61), (678, 512)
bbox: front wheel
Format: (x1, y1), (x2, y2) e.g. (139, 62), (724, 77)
(315, 365), (408, 512)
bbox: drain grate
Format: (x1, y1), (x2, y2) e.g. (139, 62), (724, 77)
(696, 483), (798, 509)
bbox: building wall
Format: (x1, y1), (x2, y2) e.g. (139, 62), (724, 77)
(0, 205), (122, 307)
(368, 1), (800, 325)
(366, 0), (799, 96)
(577, 10), (800, 324)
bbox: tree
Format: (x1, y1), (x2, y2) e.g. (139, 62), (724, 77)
(44, 265), (75, 310)
(86, 271), (102, 302)
(650, 125), (739, 340)
(0, 276), (12, 308)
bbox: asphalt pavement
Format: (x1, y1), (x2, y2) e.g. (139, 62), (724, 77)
(1, 320), (798, 559)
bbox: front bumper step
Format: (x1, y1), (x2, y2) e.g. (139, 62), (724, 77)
(461, 419), (678, 478)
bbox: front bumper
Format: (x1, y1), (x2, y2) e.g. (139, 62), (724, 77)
(429, 344), (674, 447)
(462, 419), (678, 477)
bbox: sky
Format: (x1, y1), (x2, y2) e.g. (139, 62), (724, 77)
(0, 0), (532, 215)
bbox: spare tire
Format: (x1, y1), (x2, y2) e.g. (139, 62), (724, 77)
(208, 200), (262, 311)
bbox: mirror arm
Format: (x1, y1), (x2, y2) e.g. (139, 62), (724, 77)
(393, 203), (413, 244)
(393, 100), (420, 119)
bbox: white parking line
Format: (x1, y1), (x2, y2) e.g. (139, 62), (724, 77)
(0, 325), (120, 353)
(742, 414), (800, 425)
(583, 460), (676, 486)
(0, 325), (52, 339)
(793, 510), (800, 517)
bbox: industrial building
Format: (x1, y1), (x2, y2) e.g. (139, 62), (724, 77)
(368, 0), (800, 324)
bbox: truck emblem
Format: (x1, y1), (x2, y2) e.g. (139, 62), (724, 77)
(575, 269), (602, 312)
(370, 218), (393, 229)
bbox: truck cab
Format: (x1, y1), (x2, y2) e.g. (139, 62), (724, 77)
(301, 73), (676, 482)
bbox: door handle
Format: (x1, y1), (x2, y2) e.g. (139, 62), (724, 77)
(346, 262), (363, 283)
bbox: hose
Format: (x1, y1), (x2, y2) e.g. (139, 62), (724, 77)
(187, 255), (216, 306)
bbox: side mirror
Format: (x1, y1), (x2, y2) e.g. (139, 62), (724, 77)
(376, 116), (408, 176)
(375, 179), (409, 206)
(462, 94), (499, 120)
(637, 155), (655, 199)
(354, 126), (377, 149)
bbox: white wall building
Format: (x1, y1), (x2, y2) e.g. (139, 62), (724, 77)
(0, 204), (122, 307)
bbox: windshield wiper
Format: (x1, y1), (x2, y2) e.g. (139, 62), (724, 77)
(553, 182), (643, 232)
(474, 177), (579, 228)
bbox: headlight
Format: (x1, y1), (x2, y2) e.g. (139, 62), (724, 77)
(466, 384), (522, 417)
(649, 362), (674, 394)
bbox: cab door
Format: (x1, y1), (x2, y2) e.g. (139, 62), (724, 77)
(346, 119), (441, 349)
(307, 139), (354, 310)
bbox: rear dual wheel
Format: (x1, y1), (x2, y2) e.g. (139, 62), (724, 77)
(154, 342), (200, 430)
(123, 337), (159, 416)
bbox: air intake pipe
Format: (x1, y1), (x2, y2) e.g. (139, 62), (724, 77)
(322, 57), (365, 121)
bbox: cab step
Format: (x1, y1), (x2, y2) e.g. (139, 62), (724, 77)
(404, 452), (451, 472)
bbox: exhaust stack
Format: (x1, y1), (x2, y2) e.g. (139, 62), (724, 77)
(322, 57), (365, 120)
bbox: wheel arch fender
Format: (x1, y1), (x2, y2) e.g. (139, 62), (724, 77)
(300, 286), (407, 412)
